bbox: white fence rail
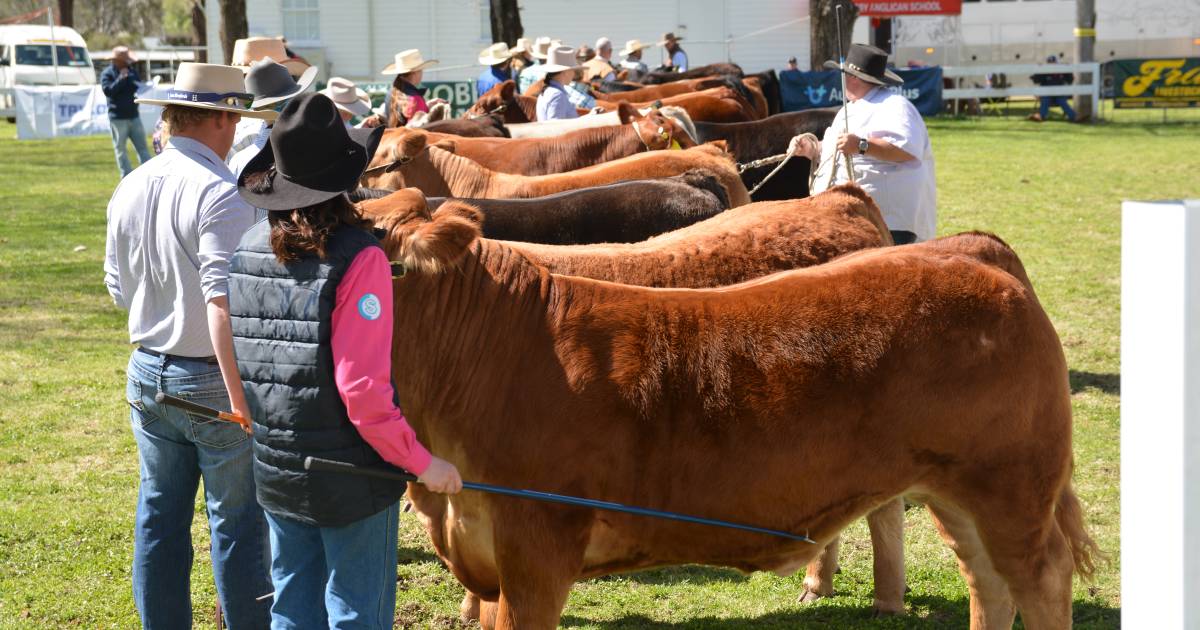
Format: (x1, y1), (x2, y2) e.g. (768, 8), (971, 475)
(942, 62), (1102, 106)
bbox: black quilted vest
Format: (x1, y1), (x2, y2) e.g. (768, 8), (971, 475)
(229, 220), (407, 527)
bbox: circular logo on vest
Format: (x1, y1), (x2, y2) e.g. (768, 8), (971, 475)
(357, 293), (382, 321)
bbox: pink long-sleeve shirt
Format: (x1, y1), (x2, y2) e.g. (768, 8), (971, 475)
(331, 246), (433, 476)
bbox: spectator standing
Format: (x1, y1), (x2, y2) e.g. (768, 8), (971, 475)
(536, 47), (583, 121)
(228, 37), (315, 158)
(791, 44), (936, 244)
(659, 32), (688, 72)
(510, 37), (535, 86)
(618, 39), (652, 82)
(321, 77), (377, 128)
(100, 45), (152, 178)
(105, 62), (277, 628)
(1028, 55), (1078, 122)
(519, 37), (559, 94)
(380, 49), (439, 127)
(227, 58), (317, 178)
(476, 43), (514, 97)
(583, 37), (617, 82)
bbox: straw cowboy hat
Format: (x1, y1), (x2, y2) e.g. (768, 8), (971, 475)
(238, 93), (384, 210)
(320, 77), (372, 117)
(823, 43), (903, 86)
(619, 39), (651, 57)
(136, 62), (276, 120)
(231, 36), (311, 78)
(244, 58), (317, 110)
(478, 42), (514, 66)
(511, 37), (533, 55)
(541, 46), (582, 74)
(380, 48), (438, 75)
(530, 36), (562, 60)
(658, 32), (684, 46)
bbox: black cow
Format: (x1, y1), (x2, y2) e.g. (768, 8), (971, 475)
(695, 108), (837, 201)
(641, 63), (745, 84)
(350, 170), (730, 246)
(422, 113), (510, 138)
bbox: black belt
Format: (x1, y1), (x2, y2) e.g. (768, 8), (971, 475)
(137, 347), (220, 365)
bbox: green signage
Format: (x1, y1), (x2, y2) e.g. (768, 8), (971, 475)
(1112, 58), (1200, 109)
(360, 80), (477, 118)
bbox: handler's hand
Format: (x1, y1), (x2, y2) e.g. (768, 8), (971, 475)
(359, 114), (384, 128)
(788, 135), (819, 159)
(419, 457), (463, 494)
(836, 133), (861, 156)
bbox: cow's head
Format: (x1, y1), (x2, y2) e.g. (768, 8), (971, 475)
(378, 200), (483, 275)
(633, 110), (697, 151)
(465, 80), (520, 121)
(362, 129), (457, 194)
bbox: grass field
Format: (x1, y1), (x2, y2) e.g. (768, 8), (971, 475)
(0, 108), (1194, 628)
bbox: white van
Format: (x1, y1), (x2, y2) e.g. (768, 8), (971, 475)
(0, 25), (96, 119)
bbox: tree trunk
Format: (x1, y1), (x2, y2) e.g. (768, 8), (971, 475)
(488, 0), (523, 47)
(191, 0), (208, 63)
(56, 0), (73, 27)
(810, 0), (859, 71)
(1074, 0), (1095, 121)
(219, 0), (247, 65)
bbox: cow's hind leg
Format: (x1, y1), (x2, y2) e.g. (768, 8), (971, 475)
(923, 498), (1016, 629)
(974, 506), (1075, 630)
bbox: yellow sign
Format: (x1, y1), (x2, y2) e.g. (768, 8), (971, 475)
(1121, 59), (1200, 98)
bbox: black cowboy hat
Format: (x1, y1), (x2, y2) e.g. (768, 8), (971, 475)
(823, 43), (903, 87)
(238, 93), (383, 210)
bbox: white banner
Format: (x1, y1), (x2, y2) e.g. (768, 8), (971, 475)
(14, 83), (167, 140)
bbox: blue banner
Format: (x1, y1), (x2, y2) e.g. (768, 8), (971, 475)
(779, 66), (944, 116)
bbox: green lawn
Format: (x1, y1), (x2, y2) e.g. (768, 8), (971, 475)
(1, 109), (1192, 628)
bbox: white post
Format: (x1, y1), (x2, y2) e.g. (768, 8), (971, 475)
(47, 5), (59, 137)
(1121, 199), (1200, 629)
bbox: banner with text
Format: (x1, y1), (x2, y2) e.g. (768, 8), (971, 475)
(853, 0), (962, 16)
(14, 83), (164, 140)
(779, 66), (944, 116)
(360, 80), (476, 118)
(1112, 58), (1200, 108)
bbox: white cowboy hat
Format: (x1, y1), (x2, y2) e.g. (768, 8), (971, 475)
(320, 76), (372, 117)
(380, 48), (438, 75)
(541, 46), (583, 74)
(231, 36), (311, 78)
(619, 39), (652, 57)
(511, 37), (534, 55)
(136, 62), (277, 120)
(478, 42), (514, 66)
(529, 37), (553, 60)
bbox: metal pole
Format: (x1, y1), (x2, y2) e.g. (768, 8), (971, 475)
(1074, 0), (1095, 121)
(834, 4), (855, 184)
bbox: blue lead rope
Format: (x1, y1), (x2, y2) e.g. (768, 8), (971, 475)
(304, 456), (814, 543)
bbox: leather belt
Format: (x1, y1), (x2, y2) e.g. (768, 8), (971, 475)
(137, 347), (220, 365)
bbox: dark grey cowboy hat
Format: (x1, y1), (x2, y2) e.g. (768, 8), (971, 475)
(237, 93), (383, 211)
(824, 43), (903, 87)
(245, 57), (318, 110)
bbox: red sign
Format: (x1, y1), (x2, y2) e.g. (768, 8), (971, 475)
(853, 0), (962, 16)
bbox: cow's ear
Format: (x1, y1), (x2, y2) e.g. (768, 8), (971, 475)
(616, 101), (638, 124)
(394, 130), (427, 160)
(500, 81), (515, 100)
(399, 201), (483, 274)
(431, 139), (457, 153)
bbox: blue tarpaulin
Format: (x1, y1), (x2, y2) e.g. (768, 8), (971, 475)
(778, 66), (944, 116)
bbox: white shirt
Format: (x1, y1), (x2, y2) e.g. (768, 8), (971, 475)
(230, 116), (267, 158)
(104, 137), (258, 357)
(228, 121), (272, 179)
(812, 87), (937, 241)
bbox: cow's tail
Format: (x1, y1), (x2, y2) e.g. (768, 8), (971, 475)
(1054, 484), (1105, 580)
(679, 169), (730, 210)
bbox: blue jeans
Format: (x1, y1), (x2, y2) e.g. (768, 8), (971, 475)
(265, 503), (399, 630)
(110, 116), (152, 177)
(126, 348), (272, 629)
(1038, 96), (1077, 122)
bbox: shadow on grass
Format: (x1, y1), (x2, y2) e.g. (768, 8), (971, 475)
(563, 595), (1118, 629)
(599, 564), (749, 586)
(1069, 370), (1120, 395)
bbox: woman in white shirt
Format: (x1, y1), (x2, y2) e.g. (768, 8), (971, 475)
(535, 46), (582, 122)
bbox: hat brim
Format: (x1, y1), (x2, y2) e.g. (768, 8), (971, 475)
(541, 63), (582, 74)
(134, 97), (279, 120)
(331, 95), (372, 117)
(237, 126), (384, 210)
(822, 59), (904, 86)
(657, 37), (683, 45)
(620, 45), (651, 56)
(250, 65), (319, 110)
(380, 59), (438, 75)
(479, 53), (514, 65)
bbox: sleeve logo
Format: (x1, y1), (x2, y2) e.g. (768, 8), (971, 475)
(357, 293), (382, 321)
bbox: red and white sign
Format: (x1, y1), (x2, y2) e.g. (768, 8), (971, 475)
(853, 0), (962, 16)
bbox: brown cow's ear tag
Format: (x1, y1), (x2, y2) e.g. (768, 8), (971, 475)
(390, 261), (407, 278)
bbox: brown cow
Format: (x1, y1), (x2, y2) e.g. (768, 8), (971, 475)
(361, 135), (751, 206)
(371, 203), (1099, 630)
(469, 81), (758, 124)
(374, 110), (695, 176)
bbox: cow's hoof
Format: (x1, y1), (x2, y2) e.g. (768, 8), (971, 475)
(872, 606), (906, 617)
(798, 587), (830, 604)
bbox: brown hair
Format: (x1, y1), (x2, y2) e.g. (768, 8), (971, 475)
(160, 105), (226, 134)
(243, 171), (373, 263)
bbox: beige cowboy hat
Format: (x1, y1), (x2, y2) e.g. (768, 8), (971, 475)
(136, 62), (277, 120)
(231, 36), (311, 78)
(541, 46), (583, 74)
(112, 45), (138, 63)
(529, 37), (560, 61)
(380, 48), (438, 75)
(320, 76), (372, 117)
(478, 42), (514, 66)
(619, 39), (652, 57)
(657, 32), (684, 45)
(511, 37), (534, 55)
